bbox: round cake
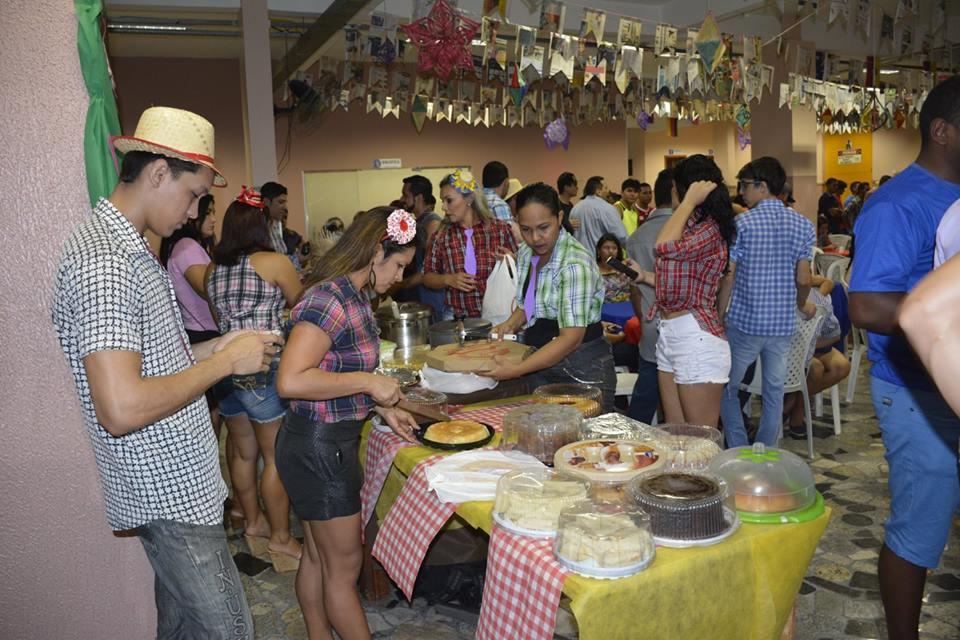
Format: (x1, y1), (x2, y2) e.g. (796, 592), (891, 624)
(630, 472), (728, 540)
(533, 383), (603, 418)
(493, 470), (590, 535)
(423, 420), (489, 445)
(501, 405), (582, 466)
(554, 505), (655, 571)
(554, 439), (664, 483)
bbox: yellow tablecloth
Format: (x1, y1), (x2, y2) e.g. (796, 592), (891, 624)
(361, 398), (831, 640)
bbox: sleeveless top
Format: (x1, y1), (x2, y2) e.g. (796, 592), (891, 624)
(207, 254), (285, 333)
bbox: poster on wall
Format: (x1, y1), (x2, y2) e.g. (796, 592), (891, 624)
(837, 140), (862, 165)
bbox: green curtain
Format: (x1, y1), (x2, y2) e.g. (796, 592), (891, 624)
(76, 0), (121, 206)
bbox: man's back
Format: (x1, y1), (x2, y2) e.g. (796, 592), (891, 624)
(571, 195), (627, 253)
(726, 199), (815, 336)
(626, 207), (671, 362)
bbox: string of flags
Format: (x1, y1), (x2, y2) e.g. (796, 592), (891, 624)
(296, 0), (944, 147)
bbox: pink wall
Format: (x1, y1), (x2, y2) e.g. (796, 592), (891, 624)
(109, 57), (628, 237)
(0, 2), (156, 637)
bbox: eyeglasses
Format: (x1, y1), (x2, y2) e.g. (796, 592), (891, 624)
(737, 180), (762, 191)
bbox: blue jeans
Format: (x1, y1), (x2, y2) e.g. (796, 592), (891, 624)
(871, 377), (960, 568)
(138, 520), (253, 639)
(720, 325), (792, 447)
(219, 359), (285, 424)
(628, 358), (660, 424)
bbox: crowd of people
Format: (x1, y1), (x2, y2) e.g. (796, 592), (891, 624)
(50, 75), (960, 640)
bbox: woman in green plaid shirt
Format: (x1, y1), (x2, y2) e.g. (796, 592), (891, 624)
(488, 183), (616, 411)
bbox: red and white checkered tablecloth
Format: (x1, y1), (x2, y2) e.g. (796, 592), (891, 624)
(450, 398), (535, 431)
(371, 455), (456, 600)
(476, 525), (569, 640)
(360, 427), (416, 533)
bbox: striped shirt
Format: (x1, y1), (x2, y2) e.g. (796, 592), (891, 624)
(52, 198), (226, 531)
(287, 276), (379, 423)
(726, 199), (816, 336)
(515, 229), (605, 329)
(207, 254), (286, 333)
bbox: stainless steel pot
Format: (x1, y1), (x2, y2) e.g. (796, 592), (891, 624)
(429, 319), (493, 348)
(375, 303), (432, 348)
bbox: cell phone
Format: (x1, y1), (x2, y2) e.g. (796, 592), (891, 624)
(606, 256), (639, 281)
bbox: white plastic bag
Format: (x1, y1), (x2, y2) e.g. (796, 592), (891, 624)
(481, 254), (518, 326)
(419, 365), (498, 394)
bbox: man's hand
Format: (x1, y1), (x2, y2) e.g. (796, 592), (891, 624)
(447, 272), (477, 292)
(218, 331), (282, 375)
(484, 355), (524, 380)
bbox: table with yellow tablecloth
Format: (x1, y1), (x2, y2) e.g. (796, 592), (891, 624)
(361, 397), (831, 640)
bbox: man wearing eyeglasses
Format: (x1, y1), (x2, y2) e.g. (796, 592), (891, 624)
(718, 157), (816, 449)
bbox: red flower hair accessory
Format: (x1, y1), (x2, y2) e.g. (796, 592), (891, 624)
(383, 209), (417, 244)
(235, 185), (265, 209)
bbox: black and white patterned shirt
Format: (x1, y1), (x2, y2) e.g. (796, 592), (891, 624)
(52, 198), (227, 531)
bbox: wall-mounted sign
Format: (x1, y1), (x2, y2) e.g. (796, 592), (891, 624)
(374, 158), (402, 169)
(837, 140), (862, 165)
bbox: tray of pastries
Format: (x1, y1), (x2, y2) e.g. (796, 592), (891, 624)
(533, 383), (603, 418)
(492, 468), (590, 538)
(554, 439), (664, 484)
(417, 419), (495, 450)
(553, 501), (656, 579)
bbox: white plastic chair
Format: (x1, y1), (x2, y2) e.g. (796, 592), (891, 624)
(828, 234), (852, 250)
(615, 372), (638, 404)
(811, 247), (825, 275)
(740, 310), (826, 460)
(824, 257), (851, 284)
(814, 386), (842, 436)
(845, 325), (868, 404)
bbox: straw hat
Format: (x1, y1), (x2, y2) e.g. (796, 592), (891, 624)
(504, 178), (524, 201)
(113, 106), (227, 187)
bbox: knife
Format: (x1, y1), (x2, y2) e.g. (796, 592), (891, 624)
(397, 398), (453, 423)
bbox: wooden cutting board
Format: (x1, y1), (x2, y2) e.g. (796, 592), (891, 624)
(425, 340), (531, 373)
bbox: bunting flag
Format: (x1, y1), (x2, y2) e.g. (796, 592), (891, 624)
(797, 0), (820, 16)
(686, 28), (699, 53)
(382, 96), (400, 118)
(880, 13), (894, 47)
(548, 33), (576, 80)
(856, 0), (872, 36)
(483, 0), (508, 19)
(369, 12), (400, 66)
(828, 0), (849, 25)
(539, 1), (565, 34)
(899, 24), (913, 56)
(695, 14), (725, 74)
(617, 18), (643, 47)
(615, 46), (643, 93)
(655, 24), (678, 55)
(580, 9), (606, 42)
(742, 35), (762, 64)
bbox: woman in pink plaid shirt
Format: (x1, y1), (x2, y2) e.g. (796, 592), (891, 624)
(276, 208), (420, 640)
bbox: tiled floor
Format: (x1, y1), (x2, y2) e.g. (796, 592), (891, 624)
(229, 364), (960, 639)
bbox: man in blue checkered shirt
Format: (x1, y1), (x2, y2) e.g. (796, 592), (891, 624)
(719, 157), (816, 448)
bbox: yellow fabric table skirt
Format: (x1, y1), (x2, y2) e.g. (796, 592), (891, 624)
(360, 398), (830, 640)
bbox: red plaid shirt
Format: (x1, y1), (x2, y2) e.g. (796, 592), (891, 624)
(423, 219), (517, 318)
(655, 214), (729, 338)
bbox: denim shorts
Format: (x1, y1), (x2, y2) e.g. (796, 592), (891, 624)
(656, 314), (731, 385)
(219, 360), (285, 424)
(871, 376), (960, 569)
(137, 519), (252, 639)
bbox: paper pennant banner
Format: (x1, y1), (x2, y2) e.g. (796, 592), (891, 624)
(549, 34), (576, 80)
(655, 24), (678, 55)
(615, 46), (643, 93)
(435, 98), (452, 121)
(828, 0), (849, 25)
(743, 36), (762, 65)
(856, 0), (872, 35)
(687, 57), (704, 94)
(880, 13), (894, 46)
(685, 28), (699, 52)
(695, 14), (725, 74)
(483, 0), (508, 19)
(507, 105), (521, 127)
(516, 24), (537, 55)
(540, 1), (565, 34)
(580, 9), (606, 42)
(779, 83), (790, 108)
(617, 18), (643, 47)
(382, 96), (400, 119)
(899, 24), (913, 56)
(366, 92), (383, 114)
(797, 0), (820, 16)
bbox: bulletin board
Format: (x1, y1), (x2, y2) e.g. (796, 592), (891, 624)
(302, 165), (464, 240)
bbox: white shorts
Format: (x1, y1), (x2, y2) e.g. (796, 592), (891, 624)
(656, 313), (731, 385)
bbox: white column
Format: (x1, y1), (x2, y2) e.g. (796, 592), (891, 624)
(241, 0), (278, 188)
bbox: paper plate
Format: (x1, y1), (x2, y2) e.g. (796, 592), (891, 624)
(653, 507), (741, 548)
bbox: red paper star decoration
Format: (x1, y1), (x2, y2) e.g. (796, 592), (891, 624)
(401, 0), (479, 82)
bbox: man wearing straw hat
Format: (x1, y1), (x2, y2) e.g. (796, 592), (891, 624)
(52, 107), (278, 638)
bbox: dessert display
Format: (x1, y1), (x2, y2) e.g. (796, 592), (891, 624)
(500, 404), (583, 466)
(402, 388), (448, 415)
(649, 424), (724, 471)
(629, 472), (733, 543)
(581, 413), (657, 441)
(707, 443), (820, 523)
(492, 469), (590, 536)
(422, 420), (490, 445)
(554, 501), (656, 578)
(553, 439), (664, 484)
(534, 383), (603, 418)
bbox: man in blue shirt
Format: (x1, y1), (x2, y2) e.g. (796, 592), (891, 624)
(482, 160), (512, 222)
(570, 175), (628, 254)
(719, 157), (816, 448)
(849, 76), (960, 640)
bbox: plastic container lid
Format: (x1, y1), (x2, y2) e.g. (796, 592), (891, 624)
(403, 388), (448, 406)
(554, 500), (655, 577)
(554, 439), (664, 485)
(628, 472), (733, 541)
(648, 424), (724, 471)
(533, 383), (603, 418)
(492, 468), (590, 537)
(500, 404), (583, 466)
(706, 442), (817, 516)
(581, 413), (657, 441)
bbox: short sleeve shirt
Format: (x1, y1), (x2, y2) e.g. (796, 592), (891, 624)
(51, 198), (227, 531)
(515, 229), (604, 329)
(287, 276), (379, 423)
(934, 198), (960, 267)
(483, 188), (513, 222)
(850, 164), (960, 389)
(167, 238), (217, 333)
(726, 199), (816, 336)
